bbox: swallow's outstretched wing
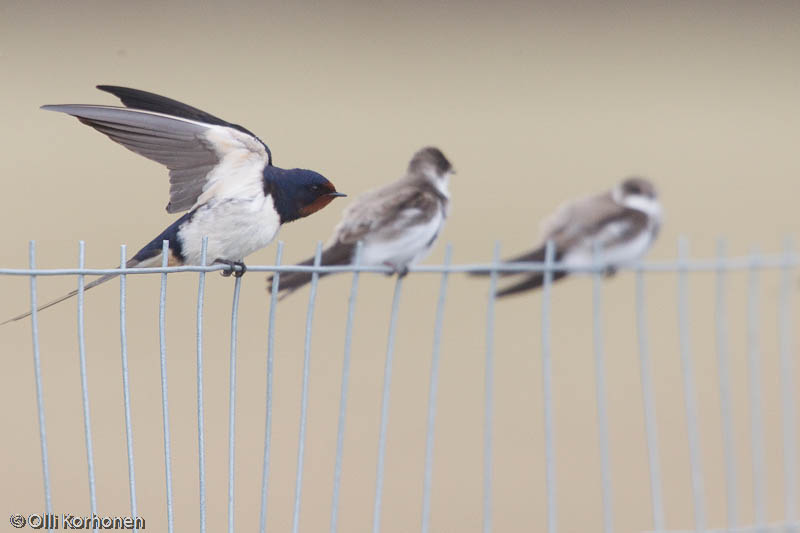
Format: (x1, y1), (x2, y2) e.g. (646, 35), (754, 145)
(43, 88), (271, 213)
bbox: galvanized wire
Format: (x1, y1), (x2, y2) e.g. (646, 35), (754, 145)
(746, 250), (766, 525)
(76, 241), (98, 533)
(3, 252), (800, 277)
(228, 275), (243, 533)
(677, 237), (706, 531)
(158, 240), (175, 533)
(331, 242), (364, 533)
(714, 239), (738, 529)
(779, 239), (797, 529)
(372, 275), (406, 533)
(542, 240), (558, 533)
(119, 245), (138, 532)
(292, 243), (324, 533)
(259, 242), (284, 533)
(592, 247), (614, 533)
(27, 241), (52, 529)
(9, 238), (800, 533)
(421, 245), (453, 533)
(483, 243), (501, 533)
(635, 268), (664, 530)
(196, 237), (208, 533)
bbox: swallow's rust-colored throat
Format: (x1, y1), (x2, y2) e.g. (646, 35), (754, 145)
(299, 191), (346, 218)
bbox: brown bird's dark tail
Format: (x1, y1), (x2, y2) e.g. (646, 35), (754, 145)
(269, 243), (356, 299)
(1, 258), (143, 326)
(468, 244), (569, 297)
(495, 269), (569, 298)
(469, 244), (559, 277)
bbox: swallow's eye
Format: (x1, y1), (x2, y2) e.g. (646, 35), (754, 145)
(310, 184), (320, 192)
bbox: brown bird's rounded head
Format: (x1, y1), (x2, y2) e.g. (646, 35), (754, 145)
(407, 146), (453, 181)
(618, 176), (657, 200)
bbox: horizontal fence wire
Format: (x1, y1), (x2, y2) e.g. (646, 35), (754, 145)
(3, 253), (800, 277)
(6, 239), (798, 533)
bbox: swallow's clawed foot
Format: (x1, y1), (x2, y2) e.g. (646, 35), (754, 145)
(215, 259), (247, 278)
(395, 266), (409, 278)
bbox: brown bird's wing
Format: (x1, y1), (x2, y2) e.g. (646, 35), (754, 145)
(271, 183), (444, 296)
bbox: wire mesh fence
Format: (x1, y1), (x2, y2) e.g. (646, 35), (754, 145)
(2, 238), (799, 533)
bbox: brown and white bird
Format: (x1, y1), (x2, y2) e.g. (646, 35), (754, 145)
(484, 177), (661, 298)
(271, 147), (453, 297)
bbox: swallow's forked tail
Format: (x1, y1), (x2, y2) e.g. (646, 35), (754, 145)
(1, 258), (141, 326)
(269, 243), (356, 299)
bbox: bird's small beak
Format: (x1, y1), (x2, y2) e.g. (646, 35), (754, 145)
(327, 192), (347, 198)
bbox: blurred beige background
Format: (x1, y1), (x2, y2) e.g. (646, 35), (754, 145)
(1, 1), (799, 532)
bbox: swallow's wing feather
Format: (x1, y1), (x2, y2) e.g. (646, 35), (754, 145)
(333, 184), (442, 246)
(42, 104), (270, 213)
(96, 85), (270, 155)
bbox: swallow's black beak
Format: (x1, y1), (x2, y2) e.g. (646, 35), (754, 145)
(327, 192), (347, 198)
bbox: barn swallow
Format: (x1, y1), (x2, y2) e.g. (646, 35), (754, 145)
(478, 177), (661, 298)
(2, 85), (344, 324)
(270, 147), (453, 297)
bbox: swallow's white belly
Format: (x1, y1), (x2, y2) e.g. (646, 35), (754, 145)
(178, 195), (281, 264)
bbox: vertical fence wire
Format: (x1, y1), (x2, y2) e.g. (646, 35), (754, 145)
(159, 240), (175, 533)
(592, 248), (614, 533)
(421, 245), (453, 533)
(483, 243), (500, 533)
(292, 243), (323, 533)
(227, 275), (243, 533)
(76, 241), (98, 532)
(635, 268), (665, 530)
(196, 237), (208, 533)
(28, 241), (53, 528)
(260, 242), (284, 533)
(119, 245), (138, 532)
(746, 250), (766, 526)
(542, 241), (558, 533)
(715, 239), (738, 529)
(677, 237), (706, 531)
(372, 274), (406, 533)
(779, 238), (797, 528)
(330, 242), (363, 533)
